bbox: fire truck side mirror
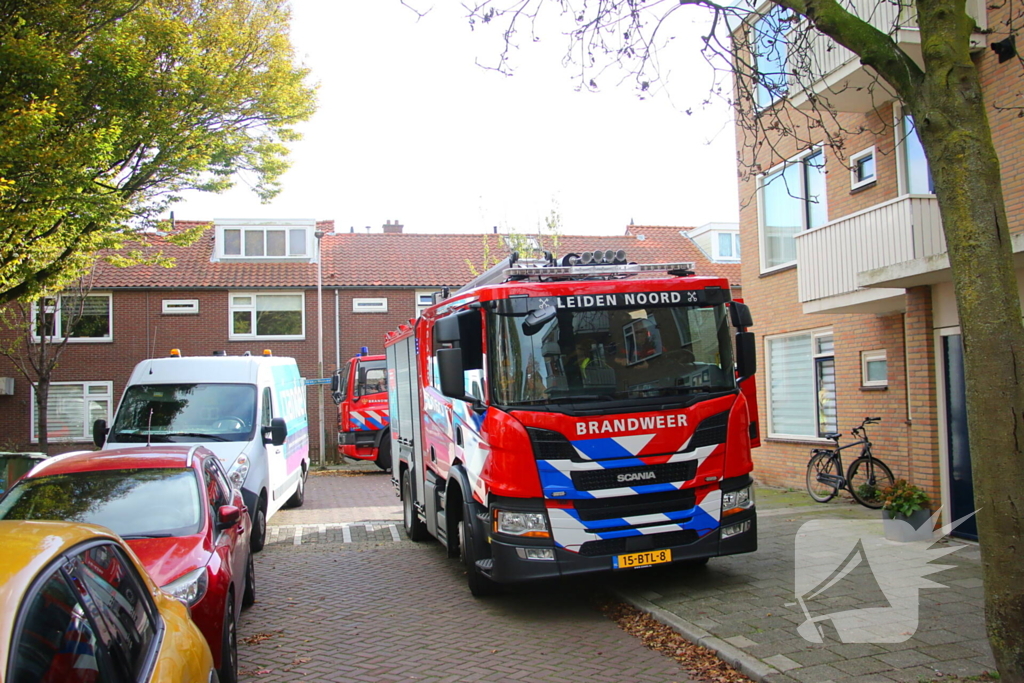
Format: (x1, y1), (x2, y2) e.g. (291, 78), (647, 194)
(729, 302), (754, 329)
(437, 348), (465, 399)
(735, 331), (757, 378)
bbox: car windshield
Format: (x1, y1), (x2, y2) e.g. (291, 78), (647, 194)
(0, 468), (203, 537)
(108, 383), (257, 443)
(489, 294), (735, 408)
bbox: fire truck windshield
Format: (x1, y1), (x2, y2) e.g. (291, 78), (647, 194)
(489, 297), (735, 407)
(356, 360), (387, 396)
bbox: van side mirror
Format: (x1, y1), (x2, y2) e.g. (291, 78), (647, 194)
(93, 419), (108, 448)
(736, 331), (757, 379)
(264, 417), (287, 447)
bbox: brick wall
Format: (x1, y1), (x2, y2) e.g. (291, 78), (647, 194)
(0, 287), (431, 462)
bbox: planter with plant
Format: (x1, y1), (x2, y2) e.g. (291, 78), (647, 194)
(881, 480), (934, 542)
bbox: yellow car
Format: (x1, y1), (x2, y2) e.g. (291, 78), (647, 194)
(0, 520), (217, 683)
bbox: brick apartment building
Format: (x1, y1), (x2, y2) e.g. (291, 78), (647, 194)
(0, 219), (739, 465)
(733, 0), (1018, 539)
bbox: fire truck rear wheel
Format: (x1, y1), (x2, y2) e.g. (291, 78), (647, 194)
(402, 470), (428, 542)
(458, 512), (499, 597)
(375, 437), (392, 471)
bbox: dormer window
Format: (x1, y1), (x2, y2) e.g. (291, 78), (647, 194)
(215, 219), (315, 261)
(715, 232), (741, 261)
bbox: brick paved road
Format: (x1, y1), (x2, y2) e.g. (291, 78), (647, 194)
(240, 466), (692, 682)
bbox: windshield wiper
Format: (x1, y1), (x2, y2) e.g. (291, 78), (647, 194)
(163, 432), (231, 442)
(121, 533), (173, 539)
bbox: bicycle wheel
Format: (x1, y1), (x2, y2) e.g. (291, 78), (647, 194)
(847, 456), (895, 509)
(806, 451), (840, 503)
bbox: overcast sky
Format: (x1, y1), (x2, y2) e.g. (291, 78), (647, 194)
(171, 2), (738, 236)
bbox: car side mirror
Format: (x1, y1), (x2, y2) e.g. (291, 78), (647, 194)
(263, 417), (287, 446)
(217, 505), (242, 529)
(93, 419), (108, 448)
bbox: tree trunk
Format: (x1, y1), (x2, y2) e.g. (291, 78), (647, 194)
(910, 1), (1024, 676)
(36, 378), (49, 455)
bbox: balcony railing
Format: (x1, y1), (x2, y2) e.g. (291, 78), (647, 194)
(795, 195), (943, 304)
(785, 0), (987, 113)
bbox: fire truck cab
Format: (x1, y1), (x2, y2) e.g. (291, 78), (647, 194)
(331, 349), (391, 470)
(386, 251), (759, 596)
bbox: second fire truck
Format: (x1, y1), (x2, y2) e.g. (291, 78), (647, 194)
(385, 251), (760, 595)
(331, 348), (391, 470)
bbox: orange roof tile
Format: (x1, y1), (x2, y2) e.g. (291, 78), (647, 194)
(90, 222), (741, 289)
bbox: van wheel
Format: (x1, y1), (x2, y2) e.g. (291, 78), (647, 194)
(285, 467), (306, 508)
(375, 437), (392, 471)
(250, 498), (267, 553)
(219, 594), (238, 683)
(402, 470), (428, 542)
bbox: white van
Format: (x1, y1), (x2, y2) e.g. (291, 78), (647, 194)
(94, 351), (310, 552)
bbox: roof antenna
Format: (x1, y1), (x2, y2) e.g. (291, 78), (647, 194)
(147, 408), (154, 447)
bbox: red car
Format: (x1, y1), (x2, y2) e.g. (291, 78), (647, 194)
(0, 445), (253, 683)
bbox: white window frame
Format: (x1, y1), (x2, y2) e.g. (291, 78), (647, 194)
(764, 327), (835, 441)
(757, 146), (828, 274)
(31, 381), (112, 442)
(861, 349), (888, 387)
(162, 299), (199, 315)
(894, 105), (934, 196)
(850, 146), (877, 190)
(215, 219), (315, 261)
(713, 232), (741, 262)
(353, 298), (388, 314)
(415, 290), (439, 317)
(228, 291), (305, 340)
(30, 293), (113, 343)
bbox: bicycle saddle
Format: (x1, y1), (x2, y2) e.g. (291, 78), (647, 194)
(823, 432), (842, 440)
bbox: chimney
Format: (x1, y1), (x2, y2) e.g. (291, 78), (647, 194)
(383, 219), (404, 234)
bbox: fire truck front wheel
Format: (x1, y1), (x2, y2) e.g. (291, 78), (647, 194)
(458, 505), (500, 598)
(402, 469), (428, 542)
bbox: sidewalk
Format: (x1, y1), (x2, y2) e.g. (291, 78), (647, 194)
(606, 488), (995, 683)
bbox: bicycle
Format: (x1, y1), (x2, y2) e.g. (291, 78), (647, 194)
(805, 416), (895, 509)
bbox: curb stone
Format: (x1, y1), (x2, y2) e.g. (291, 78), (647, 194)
(614, 588), (781, 681)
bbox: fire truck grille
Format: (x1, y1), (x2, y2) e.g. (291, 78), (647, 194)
(577, 529), (700, 556)
(572, 489), (697, 522)
(684, 410), (729, 451)
(571, 460), (697, 492)
(527, 428), (577, 460)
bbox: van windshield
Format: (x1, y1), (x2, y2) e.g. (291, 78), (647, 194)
(108, 383), (257, 443)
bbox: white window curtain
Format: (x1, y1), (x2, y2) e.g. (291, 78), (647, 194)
(768, 334), (816, 437)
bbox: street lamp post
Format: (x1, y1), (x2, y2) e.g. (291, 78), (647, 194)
(314, 229), (325, 468)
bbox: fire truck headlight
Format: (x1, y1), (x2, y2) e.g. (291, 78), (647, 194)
(721, 520), (752, 538)
(721, 485), (754, 516)
(494, 510), (551, 538)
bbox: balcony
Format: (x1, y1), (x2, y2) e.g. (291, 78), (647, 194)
(795, 195), (943, 314)
(786, 0), (987, 113)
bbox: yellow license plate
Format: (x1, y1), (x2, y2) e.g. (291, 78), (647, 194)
(613, 548), (672, 569)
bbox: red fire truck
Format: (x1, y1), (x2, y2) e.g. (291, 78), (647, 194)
(385, 251), (759, 595)
(331, 348), (391, 470)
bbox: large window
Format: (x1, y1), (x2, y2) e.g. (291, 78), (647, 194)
(901, 114), (933, 194)
(753, 5), (790, 108)
(766, 329), (836, 439)
(230, 292), (304, 339)
(222, 225), (309, 258)
(760, 149), (827, 271)
(32, 381), (112, 442)
(32, 294), (112, 342)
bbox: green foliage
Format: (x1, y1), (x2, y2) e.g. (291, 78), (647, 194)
(881, 479), (931, 519)
(0, 0), (316, 303)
